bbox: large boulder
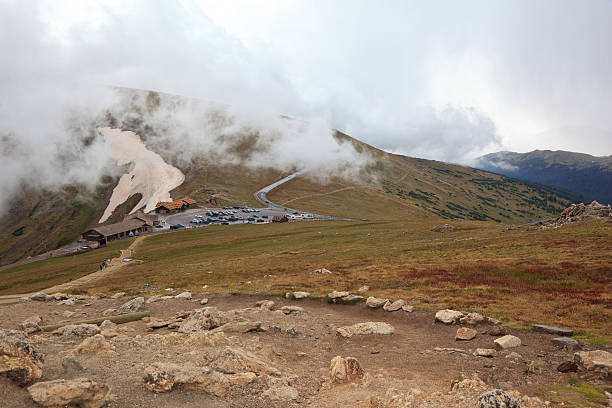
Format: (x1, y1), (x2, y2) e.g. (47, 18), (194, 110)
(28, 378), (110, 408)
(117, 297), (145, 314)
(329, 356), (364, 384)
(366, 297), (388, 309)
(178, 307), (226, 333)
(336, 322), (395, 338)
(0, 329), (44, 386)
(477, 389), (520, 408)
(143, 363), (229, 397)
(494, 335), (521, 350)
(19, 315), (42, 334)
(211, 347), (281, 376)
(435, 309), (465, 324)
(574, 350), (612, 371)
(460, 312), (485, 325)
(383, 299), (405, 312)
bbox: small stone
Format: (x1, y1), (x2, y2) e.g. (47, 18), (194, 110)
(110, 292), (125, 299)
(280, 306), (304, 315)
(552, 337), (580, 350)
(477, 389), (520, 408)
(292, 291), (310, 300)
(328, 291), (350, 299)
(494, 335), (521, 350)
(255, 300), (275, 310)
(102, 308), (116, 316)
(200, 298), (209, 305)
(117, 297), (144, 314)
(329, 356), (365, 384)
(365, 296), (388, 309)
(383, 299), (405, 312)
(61, 357), (85, 375)
(532, 324), (573, 336)
(456, 327), (478, 341)
(358, 286), (369, 293)
(73, 334), (114, 354)
(488, 326), (507, 336)
(340, 294), (364, 303)
(263, 386), (299, 401)
(178, 307), (226, 333)
(312, 268), (332, 274)
(336, 322), (395, 338)
(474, 348), (497, 358)
(53, 324), (101, 338)
(146, 295), (161, 304)
(27, 378), (110, 408)
(175, 291), (192, 299)
(402, 305), (414, 312)
(19, 315), (42, 334)
(143, 363), (229, 397)
(460, 312), (485, 325)
(29, 292), (49, 302)
(435, 309), (465, 324)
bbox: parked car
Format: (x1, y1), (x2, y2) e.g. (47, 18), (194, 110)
(170, 224), (185, 230)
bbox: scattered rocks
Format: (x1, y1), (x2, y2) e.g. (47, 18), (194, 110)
(263, 385), (299, 401)
(117, 297), (144, 314)
(336, 322), (395, 338)
(19, 315), (42, 334)
(28, 378), (110, 408)
(455, 327), (478, 341)
(366, 296), (388, 309)
(532, 324), (573, 336)
(178, 307), (226, 333)
(574, 350), (612, 371)
(280, 306), (304, 315)
(460, 312), (485, 325)
(383, 299), (405, 312)
(0, 329), (44, 386)
(435, 309), (464, 324)
(329, 356), (364, 384)
(474, 348), (497, 358)
(327, 291), (350, 299)
(494, 335), (521, 350)
(554, 200), (612, 226)
(477, 389), (520, 408)
(551, 337), (580, 350)
(175, 291), (192, 299)
(557, 361), (578, 373)
(143, 362), (229, 397)
(53, 324), (101, 338)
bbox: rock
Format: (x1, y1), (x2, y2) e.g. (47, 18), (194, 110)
(99, 320), (116, 330)
(63, 311), (75, 318)
(211, 347), (281, 376)
(110, 292), (125, 299)
(456, 327), (478, 341)
(101, 309), (116, 317)
(402, 305), (414, 312)
(477, 389), (520, 408)
(53, 324), (101, 338)
(383, 299), (405, 312)
(336, 322), (395, 338)
(370, 387), (414, 407)
(280, 306), (304, 315)
(494, 335), (521, 350)
(30, 292), (50, 302)
(0, 329), (44, 386)
(61, 357), (85, 375)
(312, 268), (332, 274)
(435, 309), (464, 324)
(19, 315), (42, 334)
(358, 286), (369, 293)
(488, 326), (507, 336)
(200, 298), (209, 305)
(51, 293), (69, 300)
(59, 298), (76, 306)
(474, 348), (497, 358)
(574, 350), (612, 371)
(552, 337), (580, 350)
(146, 295), (161, 304)
(329, 356), (365, 384)
(366, 296), (389, 309)
(327, 290), (350, 299)
(214, 321), (263, 333)
(178, 307), (226, 333)
(557, 361), (578, 372)
(292, 291), (310, 299)
(432, 224), (455, 232)
(226, 372), (256, 386)
(73, 334), (114, 354)
(263, 385), (299, 401)
(143, 363), (229, 397)
(255, 300), (275, 310)
(28, 378), (110, 408)
(175, 291), (192, 299)
(340, 294), (364, 303)
(532, 324), (573, 336)
(460, 312), (485, 325)
(117, 297), (144, 314)
(505, 352), (522, 361)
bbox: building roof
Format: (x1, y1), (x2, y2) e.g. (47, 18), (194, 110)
(155, 200), (185, 210)
(181, 197), (197, 205)
(86, 219), (148, 237)
(125, 210), (156, 226)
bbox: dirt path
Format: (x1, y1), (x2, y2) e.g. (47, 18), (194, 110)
(0, 236), (147, 305)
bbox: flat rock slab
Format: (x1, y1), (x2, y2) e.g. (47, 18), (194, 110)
(494, 335), (521, 350)
(532, 324), (573, 336)
(552, 337), (580, 350)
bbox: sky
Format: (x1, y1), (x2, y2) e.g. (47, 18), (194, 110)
(1, 0), (611, 213)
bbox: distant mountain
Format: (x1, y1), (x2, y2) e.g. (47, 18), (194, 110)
(474, 150), (612, 204)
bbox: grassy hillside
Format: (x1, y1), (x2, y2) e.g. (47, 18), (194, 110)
(475, 150), (612, 204)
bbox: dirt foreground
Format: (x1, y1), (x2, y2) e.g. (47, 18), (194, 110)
(2, 292), (611, 407)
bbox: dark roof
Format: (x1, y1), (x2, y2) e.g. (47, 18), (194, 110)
(125, 211), (156, 226)
(86, 219), (148, 237)
(155, 201), (185, 210)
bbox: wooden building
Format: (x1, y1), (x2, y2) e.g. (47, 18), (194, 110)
(82, 218), (151, 246)
(154, 197), (197, 214)
(272, 214), (288, 223)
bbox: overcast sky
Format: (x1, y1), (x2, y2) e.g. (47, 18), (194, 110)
(2, 0), (612, 163)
